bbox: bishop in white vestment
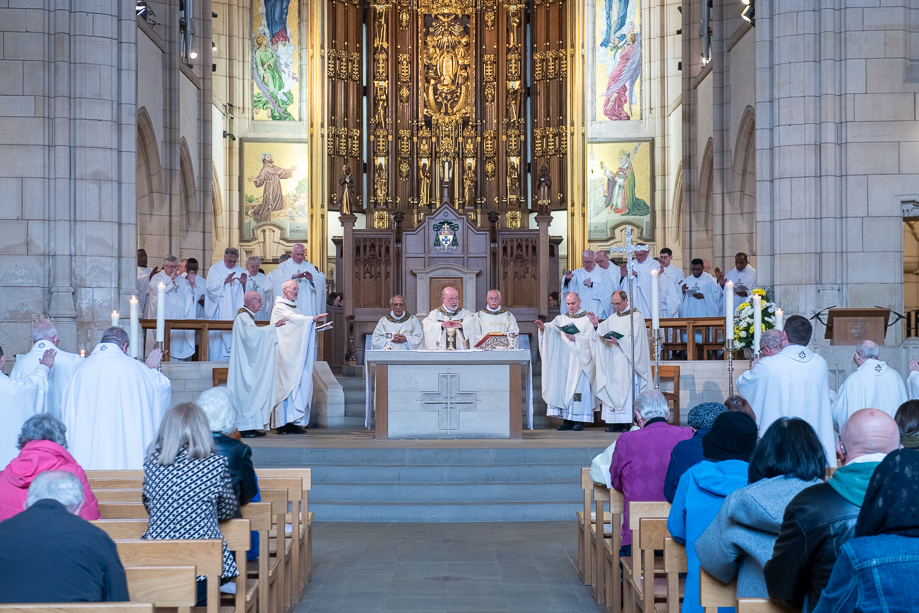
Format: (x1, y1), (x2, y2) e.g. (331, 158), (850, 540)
(422, 286), (473, 350)
(145, 256), (197, 360)
(831, 341), (907, 429)
(270, 280), (327, 433)
(272, 244), (327, 318)
(581, 291), (652, 427)
(562, 250), (612, 318)
(0, 347), (52, 468)
(60, 327), (171, 470)
(620, 246), (657, 318)
(228, 292), (287, 434)
(205, 248), (247, 361)
(536, 292), (597, 430)
(679, 260), (723, 317)
(244, 256), (271, 321)
(736, 315), (836, 466)
(464, 290), (520, 347)
(371, 295), (423, 350)
(10, 323), (80, 421)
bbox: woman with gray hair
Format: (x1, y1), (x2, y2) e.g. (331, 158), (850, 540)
(0, 413), (100, 521)
(196, 387), (258, 509)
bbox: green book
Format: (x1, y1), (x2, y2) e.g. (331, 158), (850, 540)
(602, 330), (624, 340)
(557, 323), (580, 335)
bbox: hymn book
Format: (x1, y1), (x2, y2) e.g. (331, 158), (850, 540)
(557, 323), (580, 335)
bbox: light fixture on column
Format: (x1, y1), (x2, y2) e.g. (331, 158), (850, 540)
(135, 0), (157, 25)
(741, 0), (755, 25)
(189, 50), (199, 59)
(212, 41), (218, 52)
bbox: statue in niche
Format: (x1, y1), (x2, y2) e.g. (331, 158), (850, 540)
(507, 7), (521, 48)
(419, 162), (432, 207)
(537, 163), (552, 216)
(506, 83), (519, 124)
(441, 158), (454, 205)
(374, 7), (387, 50)
(507, 160), (520, 204)
(339, 164), (356, 215)
(374, 162), (388, 206)
(463, 162), (475, 207)
(423, 14), (471, 117)
(374, 83), (388, 125)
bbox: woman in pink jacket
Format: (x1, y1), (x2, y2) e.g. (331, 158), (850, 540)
(0, 413), (100, 521)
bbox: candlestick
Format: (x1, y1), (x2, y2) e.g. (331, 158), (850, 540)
(727, 338), (735, 396)
(129, 295), (139, 360)
(653, 329), (662, 390)
(111, 310), (120, 327)
(775, 308), (784, 331)
(650, 270), (660, 330)
(725, 281), (734, 340)
(752, 294), (762, 357)
(156, 282), (166, 343)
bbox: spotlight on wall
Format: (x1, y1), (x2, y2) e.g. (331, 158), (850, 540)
(212, 41), (218, 52)
(189, 50), (199, 59)
(223, 131), (236, 141)
(135, 0), (157, 25)
(741, 0), (755, 25)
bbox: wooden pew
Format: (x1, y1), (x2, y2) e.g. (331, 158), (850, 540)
(737, 600), (799, 613)
(124, 566), (197, 612)
(0, 606), (152, 613)
(622, 502), (671, 613)
(631, 518), (671, 613)
(586, 484), (608, 602)
(258, 476), (304, 606)
(699, 568), (737, 613)
(85, 471), (143, 481)
(93, 489), (144, 503)
(98, 503), (148, 520)
(600, 488), (625, 613)
(256, 468), (313, 591)
(578, 468), (592, 585)
(659, 537), (687, 613)
(257, 488), (290, 613)
(240, 503), (275, 613)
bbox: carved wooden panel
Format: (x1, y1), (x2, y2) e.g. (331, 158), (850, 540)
(499, 234), (539, 308)
(353, 235), (394, 308)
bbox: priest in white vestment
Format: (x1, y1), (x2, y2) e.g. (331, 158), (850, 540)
(659, 248), (684, 317)
(679, 259), (723, 317)
(736, 315), (836, 466)
(562, 250), (612, 318)
(263, 253), (291, 313)
(721, 252), (757, 300)
(422, 286), (473, 350)
(536, 292), (597, 431)
(244, 255), (270, 321)
(619, 245), (657, 318)
(0, 345), (53, 468)
(581, 290), (651, 431)
(136, 248), (156, 315)
(464, 290), (520, 347)
(60, 327), (171, 470)
(10, 322), (80, 420)
(145, 255), (197, 360)
(272, 244), (327, 318)
(185, 258), (207, 318)
(832, 341), (907, 429)
(270, 280), (327, 434)
(371, 295), (424, 350)
(205, 247), (248, 361)
(228, 292), (288, 436)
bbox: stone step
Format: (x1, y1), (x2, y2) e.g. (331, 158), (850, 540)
(310, 501), (582, 522)
(310, 481), (580, 504)
(296, 462), (584, 483)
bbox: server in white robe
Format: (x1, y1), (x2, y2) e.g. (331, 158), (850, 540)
(60, 327), (171, 470)
(10, 322), (80, 420)
(185, 258), (207, 319)
(581, 290), (652, 430)
(561, 250), (612, 318)
(272, 244), (326, 318)
(832, 341), (908, 429)
(721, 252), (757, 299)
(205, 247), (248, 361)
(244, 255), (270, 321)
(464, 290), (520, 347)
(145, 255), (197, 360)
(679, 259), (723, 317)
(421, 287), (473, 350)
(659, 248), (684, 318)
(270, 280), (327, 434)
(228, 292), (288, 436)
(371, 295), (424, 350)
(536, 292), (597, 430)
(263, 253), (291, 313)
(0, 345), (53, 468)
(737, 315), (836, 466)
(136, 248), (156, 315)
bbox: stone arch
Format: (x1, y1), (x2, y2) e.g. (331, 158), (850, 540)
(136, 107), (166, 257)
(212, 163), (224, 244)
(178, 137), (197, 234)
(671, 161), (683, 241)
(692, 138), (715, 259)
(727, 106), (757, 261)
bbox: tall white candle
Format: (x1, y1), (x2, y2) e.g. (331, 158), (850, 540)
(111, 310), (120, 327)
(129, 295), (139, 359)
(725, 281), (734, 340)
(752, 294), (762, 355)
(156, 282), (166, 343)
(650, 269), (660, 330)
(775, 308), (784, 331)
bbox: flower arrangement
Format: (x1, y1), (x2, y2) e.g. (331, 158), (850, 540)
(733, 288), (779, 349)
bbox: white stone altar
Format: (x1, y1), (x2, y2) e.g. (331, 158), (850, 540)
(365, 349), (532, 439)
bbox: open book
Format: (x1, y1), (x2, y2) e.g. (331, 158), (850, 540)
(601, 330), (624, 340)
(557, 323), (580, 335)
(474, 332), (507, 348)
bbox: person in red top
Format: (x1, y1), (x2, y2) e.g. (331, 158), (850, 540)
(0, 413), (100, 522)
(609, 390), (692, 556)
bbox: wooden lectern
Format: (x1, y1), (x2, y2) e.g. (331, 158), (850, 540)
(824, 308), (890, 345)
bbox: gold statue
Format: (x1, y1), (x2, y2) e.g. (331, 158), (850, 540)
(506, 83), (519, 124)
(374, 7), (388, 50)
(339, 164), (356, 215)
(374, 162), (388, 206)
(508, 7), (521, 48)
(374, 82), (388, 125)
(507, 160), (520, 204)
(423, 14), (471, 117)
(463, 162), (476, 207)
(419, 162), (432, 207)
(537, 163), (552, 216)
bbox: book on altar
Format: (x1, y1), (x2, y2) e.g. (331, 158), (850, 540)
(474, 332), (508, 348)
(557, 323), (580, 335)
(602, 330), (624, 340)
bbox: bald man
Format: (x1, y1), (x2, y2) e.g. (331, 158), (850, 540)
(831, 340), (907, 430)
(758, 329), (783, 358)
(421, 287), (472, 350)
(766, 409), (901, 611)
(464, 290), (520, 347)
(371, 295), (423, 350)
(271, 243), (326, 318)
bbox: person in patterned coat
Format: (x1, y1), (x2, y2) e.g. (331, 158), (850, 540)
(142, 402), (239, 605)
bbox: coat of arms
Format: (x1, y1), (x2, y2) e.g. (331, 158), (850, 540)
(433, 220), (459, 250)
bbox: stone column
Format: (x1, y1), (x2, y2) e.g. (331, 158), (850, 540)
(535, 214), (553, 318)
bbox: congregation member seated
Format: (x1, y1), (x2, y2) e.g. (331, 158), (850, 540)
(724, 395), (758, 425)
(695, 418), (825, 600)
(667, 411), (758, 613)
(765, 408), (900, 612)
(0, 413), (100, 521)
(663, 402), (727, 503)
(0, 470), (128, 603)
(893, 399), (919, 449)
(812, 449), (919, 613)
(143, 402), (240, 604)
(609, 390), (692, 556)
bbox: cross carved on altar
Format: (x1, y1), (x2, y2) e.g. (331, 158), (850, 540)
(609, 226), (649, 275)
(421, 373), (477, 431)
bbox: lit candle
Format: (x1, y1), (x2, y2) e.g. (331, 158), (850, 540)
(111, 310), (120, 327)
(129, 295), (139, 359)
(80, 349), (85, 358)
(752, 294), (762, 355)
(156, 282), (166, 343)
(650, 269), (660, 330)
(725, 281), (734, 340)
(775, 308), (784, 331)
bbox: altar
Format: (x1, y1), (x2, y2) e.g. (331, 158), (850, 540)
(365, 349), (532, 440)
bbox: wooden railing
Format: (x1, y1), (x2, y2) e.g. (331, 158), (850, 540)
(644, 317), (728, 361)
(138, 318), (269, 362)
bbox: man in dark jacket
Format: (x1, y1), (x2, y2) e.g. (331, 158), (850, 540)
(663, 402), (726, 502)
(0, 471), (129, 603)
(197, 387), (259, 508)
(764, 408), (899, 612)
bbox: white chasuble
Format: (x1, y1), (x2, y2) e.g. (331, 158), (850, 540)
(737, 344), (836, 467)
(562, 268), (611, 318)
(421, 306), (473, 350)
(272, 259), (327, 318)
(624, 258), (658, 318)
(831, 358), (907, 429)
(371, 313), (424, 350)
(228, 308), (280, 431)
(10, 340), (81, 421)
(0, 367), (49, 468)
(146, 271), (197, 359)
(205, 261), (247, 361)
(270, 298), (317, 427)
(725, 265), (757, 298)
(60, 342), (171, 470)
(581, 308), (652, 424)
(465, 308), (520, 347)
(538, 311), (597, 423)
(659, 267), (683, 318)
(136, 266), (153, 314)
(679, 272), (722, 317)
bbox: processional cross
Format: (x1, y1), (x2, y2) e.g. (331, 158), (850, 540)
(608, 227), (649, 408)
(421, 373), (477, 431)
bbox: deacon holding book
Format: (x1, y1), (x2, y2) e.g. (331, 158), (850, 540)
(581, 290), (652, 432)
(465, 290), (519, 347)
(535, 292), (597, 431)
(422, 286), (472, 350)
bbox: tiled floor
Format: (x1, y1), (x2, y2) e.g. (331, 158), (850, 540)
(296, 522), (606, 613)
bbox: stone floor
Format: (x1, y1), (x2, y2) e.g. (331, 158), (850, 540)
(296, 521), (606, 613)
